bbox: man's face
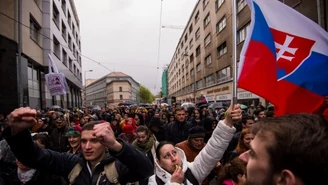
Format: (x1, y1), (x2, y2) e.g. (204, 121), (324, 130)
(245, 119), (254, 128)
(259, 111), (266, 118)
(239, 133), (275, 185)
(55, 119), (66, 129)
(68, 135), (81, 149)
(81, 130), (106, 162)
(175, 110), (185, 122)
(190, 137), (205, 150)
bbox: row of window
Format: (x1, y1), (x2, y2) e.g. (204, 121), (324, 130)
(53, 34), (82, 81)
(170, 66), (231, 94)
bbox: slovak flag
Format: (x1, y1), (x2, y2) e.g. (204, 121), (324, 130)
(238, 0), (328, 116)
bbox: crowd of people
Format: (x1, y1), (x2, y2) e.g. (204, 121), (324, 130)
(0, 102), (327, 185)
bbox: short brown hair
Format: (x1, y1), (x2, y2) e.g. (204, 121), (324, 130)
(174, 106), (185, 114)
(251, 114), (328, 185)
(82, 121), (101, 131)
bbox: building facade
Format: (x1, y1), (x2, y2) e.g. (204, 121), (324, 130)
(85, 72), (140, 107)
(0, 0), (82, 115)
(167, 0), (327, 107)
(161, 67), (168, 97)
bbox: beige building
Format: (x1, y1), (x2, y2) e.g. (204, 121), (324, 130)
(167, 0), (327, 107)
(85, 72), (140, 107)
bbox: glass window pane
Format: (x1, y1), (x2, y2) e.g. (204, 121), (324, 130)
(28, 67), (32, 79)
(29, 88), (33, 97)
(28, 80), (33, 88)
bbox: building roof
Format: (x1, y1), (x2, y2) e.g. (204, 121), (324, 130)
(106, 72), (129, 77)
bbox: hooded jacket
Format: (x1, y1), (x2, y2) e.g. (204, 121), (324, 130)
(4, 128), (153, 185)
(148, 120), (236, 185)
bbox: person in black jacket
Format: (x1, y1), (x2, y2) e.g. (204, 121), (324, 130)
(165, 107), (193, 145)
(3, 107), (154, 185)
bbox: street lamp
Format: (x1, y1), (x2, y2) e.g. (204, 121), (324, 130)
(84, 70), (93, 106)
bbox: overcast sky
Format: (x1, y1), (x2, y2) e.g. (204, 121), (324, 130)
(75, 0), (198, 94)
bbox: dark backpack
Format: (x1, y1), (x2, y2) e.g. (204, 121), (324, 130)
(155, 168), (198, 185)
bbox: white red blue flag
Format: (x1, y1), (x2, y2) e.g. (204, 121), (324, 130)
(238, 0), (328, 116)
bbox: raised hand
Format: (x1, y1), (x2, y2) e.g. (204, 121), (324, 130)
(224, 104), (242, 127)
(8, 107), (37, 135)
(170, 165), (184, 184)
(93, 122), (122, 152)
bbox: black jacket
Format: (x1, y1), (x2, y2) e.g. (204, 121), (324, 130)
(4, 128), (153, 185)
(165, 121), (193, 145)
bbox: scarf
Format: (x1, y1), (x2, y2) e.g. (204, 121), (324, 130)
(132, 136), (155, 153)
(17, 168), (36, 183)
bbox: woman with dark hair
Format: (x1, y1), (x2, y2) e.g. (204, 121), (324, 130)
(134, 113), (145, 126)
(191, 108), (204, 127)
(148, 105), (242, 185)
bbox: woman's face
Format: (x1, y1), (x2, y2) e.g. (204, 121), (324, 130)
(157, 144), (182, 174)
(68, 135), (81, 148)
(134, 115), (139, 121)
(136, 131), (149, 144)
(243, 133), (255, 149)
(169, 116), (175, 122)
(194, 110), (200, 118)
(37, 119), (45, 126)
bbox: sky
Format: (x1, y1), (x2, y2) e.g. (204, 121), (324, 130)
(74, 0), (198, 95)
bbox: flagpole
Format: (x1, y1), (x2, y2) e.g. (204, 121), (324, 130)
(232, 0), (238, 106)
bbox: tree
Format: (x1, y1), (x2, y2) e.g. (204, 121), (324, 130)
(138, 85), (155, 103)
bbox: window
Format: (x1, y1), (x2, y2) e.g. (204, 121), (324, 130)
(196, 63), (201, 72)
(203, 0), (209, 8)
(30, 16), (41, 43)
(205, 55), (211, 65)
(237, 23), (250, 43)
(217, 42), (227, 56)
(195, 11), (200, 23)
(52, 3), (60, 26)
(69, 58), (72, 72)
(184, 34), (188, 42)
(62, 49), (67, 66)
(216, 16), (226, 33)
(61, 21), (66, 40)
(34, 0), (41, 6)
(61, 0), (66, 14)
(28, 63), (40, 98)
(73, 44), (76, 57)
(204, 33), (211, 47)
(196, 45), (201, 56)
(77, 69), (80, 79)
(190, 53), (194, 63)
(237, 0), (247, 12)
(72, 24), (76, 38)
(68, 11), (72, 27)
(68, 35), (72, 50)
(73, 64), (76, 76)
(120, 95), (123, 100)
(216, 67), (231, 83)
(189, 38), (193, 49)
(216, 0), (224, 10)
(119, 87), (122, 92)
(205, 74), (214, 86)
(195, 28), (200, 40)
(79, 56), (82, 66)
(204, 13), (210, 28)
(190, 68), (194, 76)
(189, 24), (193, 34)
(53, 35), (60, 58)
(196, 80), (203, 89)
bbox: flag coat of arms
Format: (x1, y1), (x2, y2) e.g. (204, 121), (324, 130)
(238, 0), (328, 116)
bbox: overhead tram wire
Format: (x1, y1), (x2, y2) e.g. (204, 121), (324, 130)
(154, 0), (163, 90)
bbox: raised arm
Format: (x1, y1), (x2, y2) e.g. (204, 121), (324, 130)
(4, 107), (79, 176)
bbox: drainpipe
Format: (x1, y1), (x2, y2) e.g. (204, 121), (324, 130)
(17, 0), (23, 107)
(317, 0), (322, 27)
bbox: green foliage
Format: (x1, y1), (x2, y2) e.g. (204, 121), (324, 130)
(138, 85), (155, 103)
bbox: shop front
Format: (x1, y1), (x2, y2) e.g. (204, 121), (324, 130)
(237, 91), (260, 107)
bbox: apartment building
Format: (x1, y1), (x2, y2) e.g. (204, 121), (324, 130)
(0, 0), (82, 115)
(85, 72), (140, 107)
(42, 0), (82, 108)
(167, 0), (327, 107)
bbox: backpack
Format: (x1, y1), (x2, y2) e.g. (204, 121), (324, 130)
(68, 161), (120, 185)
(155, 168), (198, 185)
